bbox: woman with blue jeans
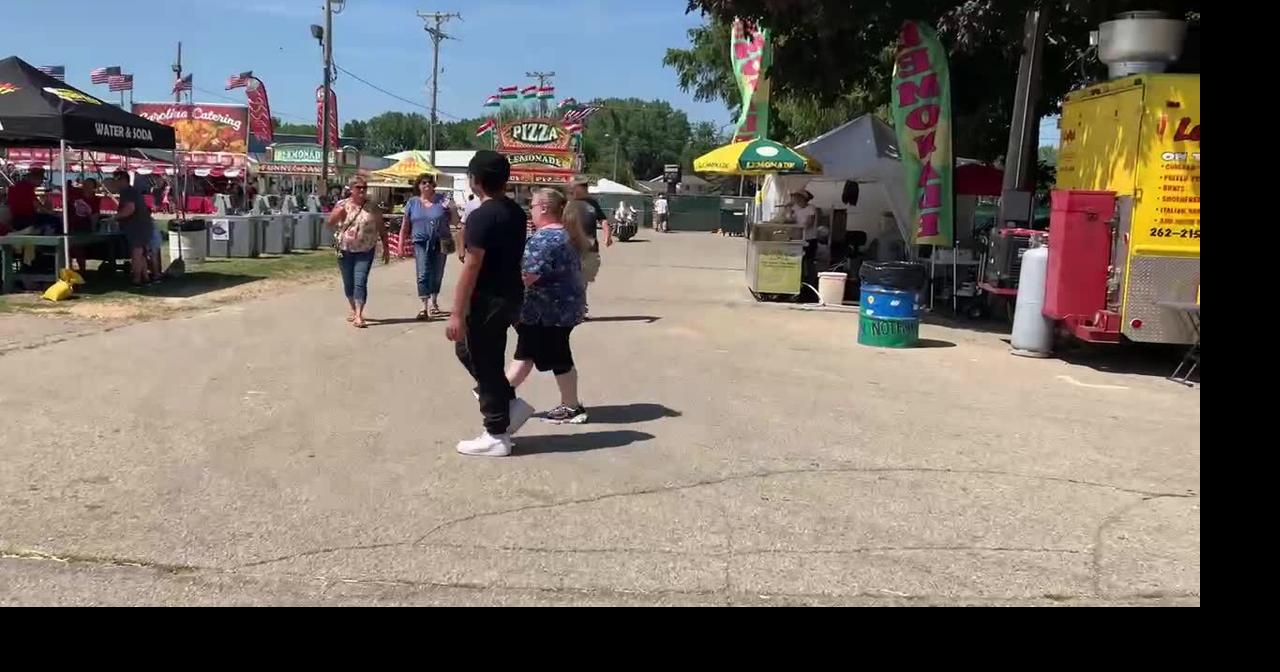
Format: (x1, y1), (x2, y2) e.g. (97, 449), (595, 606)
(327, 177), (388, 328)
(400, 173), (459, 320)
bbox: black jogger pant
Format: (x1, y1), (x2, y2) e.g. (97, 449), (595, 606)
(455, 294), (520, 435)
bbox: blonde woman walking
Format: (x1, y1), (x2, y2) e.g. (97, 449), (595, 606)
(505, 188), (591, 425)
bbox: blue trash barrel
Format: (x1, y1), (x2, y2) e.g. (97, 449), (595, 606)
(858, 284), (920, 348)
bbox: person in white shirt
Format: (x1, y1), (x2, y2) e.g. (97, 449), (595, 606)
(791, 189), (819, 279)
(653, 194), (670, 233)
(615, 200), (633, 223)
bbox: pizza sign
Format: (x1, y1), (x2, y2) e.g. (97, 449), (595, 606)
(498, 119), (571, 151)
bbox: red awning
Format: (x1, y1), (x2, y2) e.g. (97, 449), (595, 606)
(955, 163), (1004, 197)
(3, 147), (246, 177)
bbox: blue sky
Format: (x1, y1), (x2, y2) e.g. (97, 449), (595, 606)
(1, 0), (729, 127)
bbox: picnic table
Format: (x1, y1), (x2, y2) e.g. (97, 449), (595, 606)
(0, 232), (128, 293)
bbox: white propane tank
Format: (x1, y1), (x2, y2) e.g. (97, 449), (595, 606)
(1010, 238), (1053, 358)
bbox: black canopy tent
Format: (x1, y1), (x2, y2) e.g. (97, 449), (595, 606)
(1, 55), (176, 267)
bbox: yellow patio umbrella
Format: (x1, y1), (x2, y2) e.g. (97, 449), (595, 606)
(369, 150), (441, 184)
(693, 138), (822, 176)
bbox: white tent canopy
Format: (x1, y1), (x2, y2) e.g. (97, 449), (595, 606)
(590, 178), (643, 195)
(760, 115), (911, 253)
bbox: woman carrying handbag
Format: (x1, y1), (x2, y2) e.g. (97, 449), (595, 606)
(400, 172), (460, 320)
(327, 176), (389, 329)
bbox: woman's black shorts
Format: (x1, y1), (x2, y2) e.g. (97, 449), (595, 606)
(514, 324), (575, 375)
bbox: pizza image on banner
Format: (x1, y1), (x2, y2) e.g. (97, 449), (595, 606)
(132, 102), (249, 153)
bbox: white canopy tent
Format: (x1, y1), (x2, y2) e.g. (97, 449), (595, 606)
(760, 115), (912, 253)
(589, 178), (643, 195)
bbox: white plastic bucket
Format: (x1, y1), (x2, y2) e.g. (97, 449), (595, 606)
(817, 271), (847, 306)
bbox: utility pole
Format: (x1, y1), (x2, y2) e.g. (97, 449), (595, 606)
(418, 10), (461, 167)
(526, 70), (555, 117)
(172, 42), (182, 104)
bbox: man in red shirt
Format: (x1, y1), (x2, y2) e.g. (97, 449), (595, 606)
(4, 168), (43, 233)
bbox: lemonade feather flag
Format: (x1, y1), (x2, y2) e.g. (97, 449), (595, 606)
(730, 19), (771, 143)
(891, 21), (954, 246)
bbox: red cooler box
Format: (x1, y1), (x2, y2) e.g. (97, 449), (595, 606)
(1044, 190), (1116, 322)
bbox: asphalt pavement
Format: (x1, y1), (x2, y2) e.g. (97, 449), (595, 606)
(0, 231), (1200, 605)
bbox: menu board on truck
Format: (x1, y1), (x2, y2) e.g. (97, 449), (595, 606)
(132, 102), (249, 154)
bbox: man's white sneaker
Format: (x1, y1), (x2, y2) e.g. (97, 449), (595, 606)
(456, 432), (513, 457)
(508, 397), (535, 435)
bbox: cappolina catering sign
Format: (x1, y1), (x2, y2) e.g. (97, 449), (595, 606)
(131, 102), (249, 153)
(133, 104), (244, 131)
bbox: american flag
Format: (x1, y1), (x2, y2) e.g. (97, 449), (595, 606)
(226, 71), (253, 90)
(108, 74), (133, 92)
(90, 66), (121, 85)
(562, 105), (601, 124)
(172, 73), (193, 94)
(565, 122), (584, 134)
(38, 65), (66, 82)
(557, 97), (578, 110)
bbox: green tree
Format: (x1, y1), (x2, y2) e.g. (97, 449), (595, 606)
(579, 98), (693, 182)
(272, 117), (318, 136)
(342, 119), (368, 139)
(682, 120), (726, 167)
(669, 1), (1201, 159)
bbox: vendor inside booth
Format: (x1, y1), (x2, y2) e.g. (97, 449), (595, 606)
(258, 142), (359, 209)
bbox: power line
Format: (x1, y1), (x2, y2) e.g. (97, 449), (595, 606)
(334, 64), (428, 111)
(332, 63), (470, 122)
(194, 86), (312, 122)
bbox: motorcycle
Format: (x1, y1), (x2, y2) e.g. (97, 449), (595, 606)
(611, 208), (638, 242)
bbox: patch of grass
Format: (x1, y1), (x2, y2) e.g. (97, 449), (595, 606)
(2, 250), (342, 313)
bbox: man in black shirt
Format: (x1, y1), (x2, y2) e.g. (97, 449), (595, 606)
(447, 151), (534, 457)
(568, 176), (612, 311)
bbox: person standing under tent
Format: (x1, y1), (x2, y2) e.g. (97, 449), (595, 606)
(326, 176), (389, 328)
(109, 170), (155, 286)
(504, 188), (591, 425)
(401, 172), (458, 320)
(791, 189), (819, 281)
(446, 151), (534, 457)
(63, 181), (93, 273)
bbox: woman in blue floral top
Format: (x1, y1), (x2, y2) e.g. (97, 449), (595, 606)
(505, 188), (592, 424)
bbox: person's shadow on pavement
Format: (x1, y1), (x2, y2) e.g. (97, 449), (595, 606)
(516, 430), (655, 455)
(582, 404), (681, 424)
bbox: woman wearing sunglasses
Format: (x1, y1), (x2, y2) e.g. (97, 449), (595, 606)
(400, 172), (459, 320)
(326, 176), (389, 328)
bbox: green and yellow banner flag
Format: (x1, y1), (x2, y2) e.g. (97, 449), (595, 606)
(891, 21), (953, 247)
(730, 19), (771, 143)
